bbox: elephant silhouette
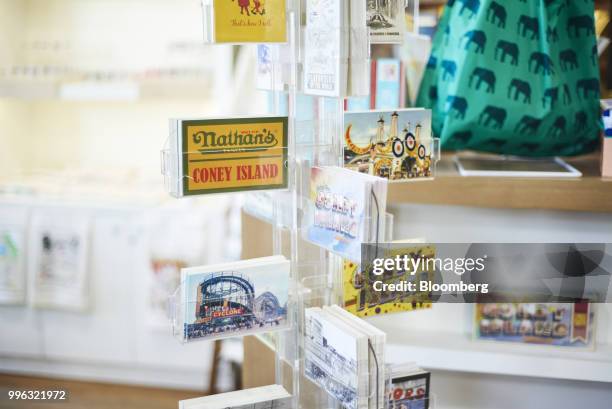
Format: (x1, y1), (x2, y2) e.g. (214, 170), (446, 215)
(484, 138), (507, 148)
(547, 26), (559, 42)
(441, 60), (457, 81)
(574, 111), (587, 131)
(519, 142), (540, 153)
(517, 15), (539, 39)
(547, 116), (566, 138)
(552, 118), (568, 138)
(479, 106), (507, 129)
(469, 67), (496, 93)
(495, 40), (519, 65)
(446, 95), (468, 119)
(428, 86), (438, 101)
(463, 30), (486, 53)
(508, 79), (531, 103)
(486, 1), (506, 28)
(458, 0), (480, 18)
(529, 52), (554, 75)
(559, 49), (578, 71)
(592, 44), (598, 66)
(451, 131), (473, 144)
(542, 87), (559, 108)
(562, 84), (572, 104)
(426, 55), (437, 70)
(515, 115), (542, 135)
(567, 15), (595, 37)
(576, 78), (600, 99)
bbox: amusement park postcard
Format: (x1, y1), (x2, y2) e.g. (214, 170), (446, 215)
(209, 0), (287, 43)
(344, 109), (433, 181)
(181, 256), (290, 342)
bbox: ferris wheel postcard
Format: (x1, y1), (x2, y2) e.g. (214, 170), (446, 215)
(180, 256), (290, 342)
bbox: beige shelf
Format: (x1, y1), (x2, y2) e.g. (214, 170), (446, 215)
(388, 153), (612, 213)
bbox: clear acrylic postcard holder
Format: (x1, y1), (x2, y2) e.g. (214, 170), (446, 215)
(168, 274), (296, 344)
(242, 119), (339, 228)
(297, 273), (387, 409)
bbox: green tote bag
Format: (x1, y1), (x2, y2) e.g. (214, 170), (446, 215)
(416, 0), (601, 156)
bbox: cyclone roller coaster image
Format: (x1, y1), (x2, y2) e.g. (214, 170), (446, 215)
(184, 271), (288, 340)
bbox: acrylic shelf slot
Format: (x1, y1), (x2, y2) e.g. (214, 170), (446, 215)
(377, 325), (612, 383)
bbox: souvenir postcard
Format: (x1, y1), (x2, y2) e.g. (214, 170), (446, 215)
(344, 109), (433, 181)
(209, 0), (287, 43)
(367, 0), (404, 44)
(475, 302), (594, 348)
(303, 166), (387, 262)
(0, 224), (27, 305)
(181, 256), (290, 341)
(388, 366), (431, 409)
(374, 59), (401, 110)
(303, 0), (348, 97)
(342, 245), (434, 318)
(179, 384), (292, 409)
(325, 304), (386, 409)
(304, 307), (368, 409)
(30, 212), (90, 311)
(169, 116), (288, 197)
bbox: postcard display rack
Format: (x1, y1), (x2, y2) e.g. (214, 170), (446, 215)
(163, 1), (438, 408)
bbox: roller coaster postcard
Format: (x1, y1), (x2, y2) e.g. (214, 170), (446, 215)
(181, 258), (290, 341)
(344, 109), (434, 181)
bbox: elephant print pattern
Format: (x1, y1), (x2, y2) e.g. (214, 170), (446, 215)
(469, 68), (496, 93)
(441, 60), (458, 81)
(567, 15), (595, 37)
(495, 41), (519, 65)
(415, 0), (600, 156)
(463, 30), (486, 53)
(559, 49), (578, 71)
(508, 79), (531, 103)
(458, 0), (480, 18)
(517, 15), (539, 39)
(487, 2), (506, 28)
(447, 96), (468, 119)
(479, 106), (507, 129)
(529, 52), (555, 75)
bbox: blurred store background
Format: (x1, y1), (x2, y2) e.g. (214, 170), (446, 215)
(1, 1), (612, 409)
(0, 0), (265, 403)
